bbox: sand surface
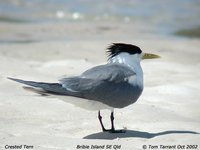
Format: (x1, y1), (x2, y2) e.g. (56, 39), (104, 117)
(0, 21), (200, 149)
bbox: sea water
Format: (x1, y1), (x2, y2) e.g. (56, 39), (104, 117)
(0, 0), (200, 35)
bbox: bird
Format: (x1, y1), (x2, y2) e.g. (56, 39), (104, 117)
(8, 43), (160, 133)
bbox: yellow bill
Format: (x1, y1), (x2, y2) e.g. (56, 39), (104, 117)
(142, 53), (161, 59)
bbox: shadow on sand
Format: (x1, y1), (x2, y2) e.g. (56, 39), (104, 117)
(83, 130), (199, 140)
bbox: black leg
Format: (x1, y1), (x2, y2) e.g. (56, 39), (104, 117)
(98, 110), (126, 133)
(109, 111), (126, 133)
(110, 111), (115, 132)
(98, 110), (106, 132)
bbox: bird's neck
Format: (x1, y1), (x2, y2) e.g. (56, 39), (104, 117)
(108, 53), (144, 88)
(109, 53), (142, 72)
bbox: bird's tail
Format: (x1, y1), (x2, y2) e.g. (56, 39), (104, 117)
(7, 77), (68, 96)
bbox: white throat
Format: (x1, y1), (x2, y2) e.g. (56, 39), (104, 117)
(108, 52), (144, 89)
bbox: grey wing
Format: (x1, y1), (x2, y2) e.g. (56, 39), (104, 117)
(59, 63), (135, 93)
(81, 63), (135, 82)
(59, 64), (137, 107)
(7, 77), (72, 96)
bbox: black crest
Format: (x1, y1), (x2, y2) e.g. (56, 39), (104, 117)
(107, 43), (142, 58)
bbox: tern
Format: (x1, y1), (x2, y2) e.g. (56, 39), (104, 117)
(8, 43), (160, 133)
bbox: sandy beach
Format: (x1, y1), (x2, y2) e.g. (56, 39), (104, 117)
(0, 10), (200, 150)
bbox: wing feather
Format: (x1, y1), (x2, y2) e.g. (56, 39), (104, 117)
(59, 64), (135, 92)
(81, 63), (135, 82)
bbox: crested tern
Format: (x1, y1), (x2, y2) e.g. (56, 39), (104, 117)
(8, 43), (160, 133)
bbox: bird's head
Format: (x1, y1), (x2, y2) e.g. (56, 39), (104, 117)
(107, 43), (160, 62)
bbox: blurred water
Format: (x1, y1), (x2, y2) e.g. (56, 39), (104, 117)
(0, 0), (200, 34)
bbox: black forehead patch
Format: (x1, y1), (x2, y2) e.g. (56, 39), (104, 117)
(107, 43), (142, 58)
